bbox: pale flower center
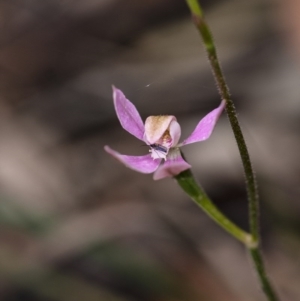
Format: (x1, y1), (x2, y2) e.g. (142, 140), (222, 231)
(144, 115), (181, 161)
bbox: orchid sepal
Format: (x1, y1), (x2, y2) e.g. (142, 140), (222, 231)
(112, 86), (145, 141)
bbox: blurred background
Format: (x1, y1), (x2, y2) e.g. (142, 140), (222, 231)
(0, 0), (300, 300)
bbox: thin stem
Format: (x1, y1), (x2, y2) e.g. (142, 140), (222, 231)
(250, 248), (279, 301)
(183, 1), (280, 300)
(186, 0), (259, 243)
(175, 168), (279, 301)
(175, 169), (254, 248)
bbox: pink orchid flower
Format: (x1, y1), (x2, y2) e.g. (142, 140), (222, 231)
(104, 87), (225, 180)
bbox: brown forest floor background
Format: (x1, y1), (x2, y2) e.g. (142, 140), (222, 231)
(0, 0), (300, 300)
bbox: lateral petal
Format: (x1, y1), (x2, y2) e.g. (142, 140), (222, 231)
(104, 145), (161, 173)
(181, 100), (225, 146)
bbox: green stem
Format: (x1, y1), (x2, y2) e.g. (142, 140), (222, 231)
(175, 169), (254, 248)
(250, 248), (279, 301)
(186, 0), (259, 243)
(183, 1), (280, 300)
(175, 168), (279, 301)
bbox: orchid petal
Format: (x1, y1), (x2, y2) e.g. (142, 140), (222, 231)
(153, 152), (191, 180)
(104, 146), (161, 173)
(144, 115), (176, 145)
(169, 120), (181, 147)
(181, 100), (225, 146)
(113, 86), (145, 141)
